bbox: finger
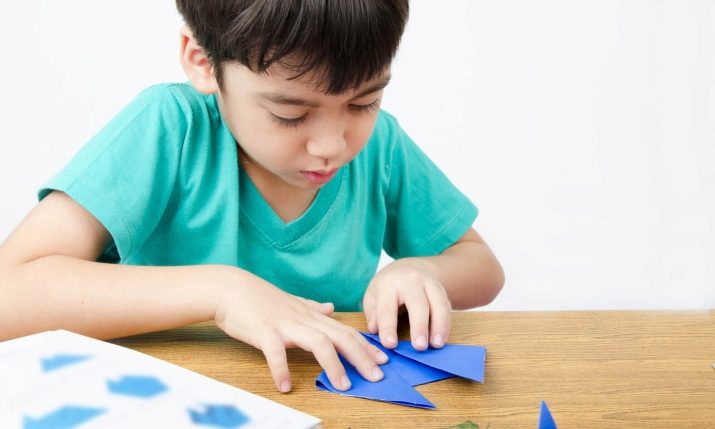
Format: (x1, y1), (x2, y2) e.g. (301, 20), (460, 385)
(285, 327), (352, 391)
(367, 313), (377, 334)
(403, 287), (431, 351)
(319, 301), (335, 315)
(318, 313), (390, 364)
(297, 297), (334, 315)
(425, 282), (452, 348)
(375, 285), (399, 349)
(362, 289), (378, 333)
(367, 342), (390, 365)
(304, 317), (387, 379)
(260, 332), (292, 393)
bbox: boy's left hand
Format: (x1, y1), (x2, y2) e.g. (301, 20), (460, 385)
(362, 258), (451, 351)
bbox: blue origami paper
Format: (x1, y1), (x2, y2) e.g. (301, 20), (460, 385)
(315, 332), (486, 408)
(538, 401), (557, 429)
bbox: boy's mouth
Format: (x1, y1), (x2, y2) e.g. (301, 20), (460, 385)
(301, 168), (338, 185)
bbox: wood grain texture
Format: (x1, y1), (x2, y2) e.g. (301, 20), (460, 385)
(112, 310), (715, 428)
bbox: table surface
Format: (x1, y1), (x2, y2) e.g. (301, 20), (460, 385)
(113, 310), (715, 429)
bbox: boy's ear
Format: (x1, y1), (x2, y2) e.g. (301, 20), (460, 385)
(179, 25), (219, 94)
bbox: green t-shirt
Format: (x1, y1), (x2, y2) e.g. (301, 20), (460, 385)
(39, 83), (478, 310)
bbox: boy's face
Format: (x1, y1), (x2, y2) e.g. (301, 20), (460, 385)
(215, 62), (389, 191)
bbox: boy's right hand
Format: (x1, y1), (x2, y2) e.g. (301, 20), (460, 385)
(212, 268), (388, 393)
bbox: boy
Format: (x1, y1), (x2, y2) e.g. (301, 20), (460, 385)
(0, 0), (504, 394)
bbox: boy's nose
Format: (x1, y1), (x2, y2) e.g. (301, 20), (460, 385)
(306, 131), (348, 160)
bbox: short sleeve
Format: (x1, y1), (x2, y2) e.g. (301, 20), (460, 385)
(382, 120), (478, 259)
(38, 84), (188, 261)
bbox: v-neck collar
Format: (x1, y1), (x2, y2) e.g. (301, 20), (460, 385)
(238, 162), (345, 247)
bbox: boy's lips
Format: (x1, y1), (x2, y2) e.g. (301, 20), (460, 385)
(301, 168), (339, 184)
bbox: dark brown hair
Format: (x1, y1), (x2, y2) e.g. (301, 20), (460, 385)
(176, 0), (409, 94)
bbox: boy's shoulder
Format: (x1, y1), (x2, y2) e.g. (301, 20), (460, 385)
(354, 109), (413, 188)
(368, 109), (402, 150)
(133, 82), (213, 114)
(118, 82), (222, 140)
(373, 108), (400, 136)
(364, 109), (410, 161)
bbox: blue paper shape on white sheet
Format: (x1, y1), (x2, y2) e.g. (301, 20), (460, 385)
(188, 404), (250, 428)
(315, 332), (486, 408)
(107, 375), (168, 398)
(23, 405), (105, 429)
(40, 354), (92, 373)
(538, 401), (558, 429)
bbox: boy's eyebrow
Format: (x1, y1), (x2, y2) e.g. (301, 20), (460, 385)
(258, 75), (392, 108)
(352, 75), (391, 99)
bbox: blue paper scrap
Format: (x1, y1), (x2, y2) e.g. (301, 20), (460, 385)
(23, 405), (105, 429)
(188, 404), (250, 428)
(106, 375), (168, 398)
(315, 332), (486, 408)
(538, 401), (557, 429)
(40, 354), (92, 373)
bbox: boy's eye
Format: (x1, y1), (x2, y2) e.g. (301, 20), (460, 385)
(269, 113), (307, 129)
(268, 98), (381, 129)
(348, 98), (381, 114)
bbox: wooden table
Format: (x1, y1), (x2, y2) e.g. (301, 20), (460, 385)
(113, 311), (715, 428)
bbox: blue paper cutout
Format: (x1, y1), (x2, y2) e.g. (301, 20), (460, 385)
(40, 354), (92, 373)
(315, 332), (486, 408)
(23, 405), (105, 429)
(363, 336), (453, 386)
(364, 333), (486, 382)
(107, 375), (168, 398)
(538, 401), (557, 429)
(317, 355), (435, 409)
(188, 404), (250, 428)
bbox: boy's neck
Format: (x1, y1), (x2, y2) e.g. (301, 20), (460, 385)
(240, 151), (318, 224)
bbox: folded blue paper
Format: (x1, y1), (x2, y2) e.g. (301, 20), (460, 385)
(315, 332), (486, 408)
(538, 401), (557, 429)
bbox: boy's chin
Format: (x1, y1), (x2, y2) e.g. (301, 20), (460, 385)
(296, 179), (329, 190)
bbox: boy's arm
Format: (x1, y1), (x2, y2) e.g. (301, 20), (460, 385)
(0, 191), (220, 340)
(363, 228), (504, 350)
(0, 191), (387, 392)
(419, 228), (505, 309)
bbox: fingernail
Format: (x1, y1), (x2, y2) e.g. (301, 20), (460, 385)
(372, 366), (384, 381)
(341, 375), (351, 390)
(432, 334), (444, 348)
(386, 335), (397, 347)
(280, 380), (291, 393)
(415, 335), (428, 350)
(376, 350), (389, 364)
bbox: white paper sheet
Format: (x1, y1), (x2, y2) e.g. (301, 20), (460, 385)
(0, 330), (321, 429)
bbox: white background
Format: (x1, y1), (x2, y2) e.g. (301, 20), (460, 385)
(1, 1), (713, 310)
